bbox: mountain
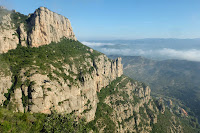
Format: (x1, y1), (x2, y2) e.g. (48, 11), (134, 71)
(0, 7), (76, 53)
(109, 55), (200, 129)
(0, 7), (199, 132)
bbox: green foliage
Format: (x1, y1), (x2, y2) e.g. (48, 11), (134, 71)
(1, 38), (101, 79)
(43, 111), (89, 133)
(151, 109), (173, 133)
(0, 107), (46, 133)
(10, 11), (28, 28)
(97, 76), (123, 103)
(133, 95), (140, 104)
(47, 88), (51, 91)
(0, 107), (90, 133)
(87, 102), (115, 132)
(151, 109), (200, 133)
(0, 56), (10, 76)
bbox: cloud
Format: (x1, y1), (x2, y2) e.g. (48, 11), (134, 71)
(81, 41), (114, 47)
(158, 48), (200, 62)
(99, 47), (200, 62)
(100, 48), (132, 55)
(82, 41), (200, 62)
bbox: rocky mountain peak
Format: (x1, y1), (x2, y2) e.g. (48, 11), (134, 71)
(0, 7), (77, 53)
(27, 7), (77, 47)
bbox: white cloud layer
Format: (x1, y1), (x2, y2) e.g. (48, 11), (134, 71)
(81, 41), (114, 47)
(82, 41), (200, 62)
(158, 48), (200, 62)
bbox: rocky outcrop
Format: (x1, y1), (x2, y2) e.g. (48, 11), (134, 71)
(0, 7), (77, 53)
(0, 13), (19, 53)
(18, 23), (27, 46)
(156, 98), (165, 114)
(0, 7), (193, 132)
(91, 76), (159, 133)
(0, 7), (122, 121)
(0, 75), (12, 105)
(0, 52), (123, 122)
(27, 7), (77, 47)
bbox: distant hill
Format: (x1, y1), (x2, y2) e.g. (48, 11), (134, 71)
(109, 55), (200, 123)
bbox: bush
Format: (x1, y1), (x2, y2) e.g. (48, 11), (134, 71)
(0, 107), (90, 133)
(43, 111), (89, 133)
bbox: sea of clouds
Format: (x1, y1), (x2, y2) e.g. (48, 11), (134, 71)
(82, 41), (200, 62)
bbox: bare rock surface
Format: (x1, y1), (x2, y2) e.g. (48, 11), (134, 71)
(0, 13), (18, 53)
(28, 7), (77, 47)
(0, 7), (77, 53)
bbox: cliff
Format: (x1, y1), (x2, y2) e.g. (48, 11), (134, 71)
(0, 39), (123, 122)
(0, 9), (18, 53)
(27, 7), (77, 47)
(0, 7), (76, 53)
(0, 7), (189, 132)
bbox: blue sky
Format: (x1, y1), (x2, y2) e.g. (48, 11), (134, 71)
(1, 0), (200, 40)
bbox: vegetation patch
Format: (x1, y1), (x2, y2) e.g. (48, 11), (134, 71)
(0, 107), (89, 132)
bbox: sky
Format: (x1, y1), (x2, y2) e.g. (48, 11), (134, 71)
(1, 0), (200, 40)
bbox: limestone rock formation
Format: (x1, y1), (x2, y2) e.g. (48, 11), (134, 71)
(0, 13), (19, 53)
(0, 7), (186, 132)
(28, 7), (77, 47)
(0, 48), (123, 122)
(0, 75), (12, 105)
(0, 7), (77, 53)
(93, 76), (159, 133)
(156, 98), (165, 114)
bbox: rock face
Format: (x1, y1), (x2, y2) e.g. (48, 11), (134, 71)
(0, 50), (123, 122)
(0, 7), (122, 121)
(0, 75), (12, 105)
(0, 7), (77, 53)
(156, 98), (165, 114)
(0, 7), (194, 132)
(0, 13), (19, 53)
(27, 7), (77, 47)
(94, 76), (159, 133)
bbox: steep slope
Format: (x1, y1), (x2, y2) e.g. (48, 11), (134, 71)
(0, 7), (19, 53)
(0, 6), (197, 133)
(0, 39), (123, 122)
(87, 76), (185, 133)
(0, 7), (76, 53)
(109, 55), (200, 131)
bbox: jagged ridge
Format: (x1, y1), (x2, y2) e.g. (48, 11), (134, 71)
(0, 38), (123, 122)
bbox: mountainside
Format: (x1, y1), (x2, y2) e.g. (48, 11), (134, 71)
(0, 39), (123, 122)
(109, 55), (200, 129)
(0, 7), (198, 132)
(0, 7), (76, 53)
(88, 76), (184, 133)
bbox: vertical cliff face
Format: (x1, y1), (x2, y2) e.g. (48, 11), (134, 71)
(0, 7), (77, 53)
(27, 7), (77, 47)
(19, 55), (123, 122)
(0, 10), (19, 53)
(0, 38), (123, 122)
